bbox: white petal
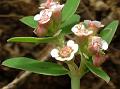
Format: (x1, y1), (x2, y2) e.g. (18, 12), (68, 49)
(50, 2), (57, 6)
(71, 25), (79, 33)
(50, 1), (64, 12)
(84, 20), (90, 25)
(72, 44), (79, 53)
(101, 40), (108, 50)
(59, 4), (64, 10)
(47, 11), (52, 17)
(83, 30), (93, 36)
(55, 57), (66, 61)
(50, 49), (59, 58)
(67, 40), (78, 53)
(40, 9), (52, 17)
(50, 4), (57, 10)
(34, 14), (41, 21)
(88, 30), (93, 34)
(92, 21), (102, 27)
(67, 40), (75, 47)
(81, 24), (85, 30)
(39, 9), (52, 24)
(54, 5), (64, 11)
(100, 24), (104, 27)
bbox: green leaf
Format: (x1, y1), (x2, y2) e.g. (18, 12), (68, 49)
(62, 0), (80, 22)
(2, 57), (69, 76)
(7, 37), (56, 43)
(100, 20), (119, 45)
(61, 14), (80, 28)
(61, 14), (80, 34)
(20, 16), (37, 28)
(86, 61), (110, 83)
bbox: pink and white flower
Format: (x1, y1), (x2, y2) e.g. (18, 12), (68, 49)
(34, 9), (52, 24)
(71, 23), (93, 37)
(88, 36), (108, 53)
(51, 40), (78, 61)
(33, 0), (64, 36)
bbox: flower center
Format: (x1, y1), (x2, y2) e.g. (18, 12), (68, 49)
(89, 22), (98, 30)
(59, 46), (73, 58)
(92, 38), (102, 51)
(75, 26), (92, 36)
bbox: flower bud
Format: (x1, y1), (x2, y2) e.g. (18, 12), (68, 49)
(93, 53), (106, 66)
(33, 24), (48, 37)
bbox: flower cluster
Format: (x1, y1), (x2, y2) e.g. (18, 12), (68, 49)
(34, 0), (64, 36)
(51, 20), (108, 66)
(71, 20), (108, 66)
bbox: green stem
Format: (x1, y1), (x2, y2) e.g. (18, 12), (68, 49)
(67, 60), (78, 71)
(71, 75), (80, 89)
(66, 50), (88, 89)
(79, 54), (86, 77)
(55, 33), (65, 47)
(78, 49), (88, 78)
(66, 60), (80, 89)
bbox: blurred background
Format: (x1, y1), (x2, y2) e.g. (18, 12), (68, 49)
(0, 0), (120, 89)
